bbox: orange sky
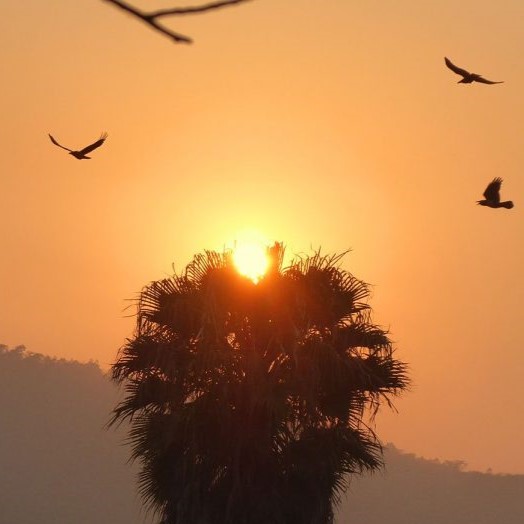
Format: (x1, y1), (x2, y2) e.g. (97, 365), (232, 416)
(1, 0), (524, 473)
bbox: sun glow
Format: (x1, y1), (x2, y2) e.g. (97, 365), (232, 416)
(232, 240), (269, 283)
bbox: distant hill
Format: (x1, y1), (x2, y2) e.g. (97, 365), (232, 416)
(0, 345), (141, 524)
(1, 345), (523, 524)
(337, 445), (524, 523)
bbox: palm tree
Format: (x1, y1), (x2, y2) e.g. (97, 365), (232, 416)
(110, 243), (409, 524)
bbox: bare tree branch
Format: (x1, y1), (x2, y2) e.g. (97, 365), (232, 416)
(151, 0), (254, 17)
(101, 0), (255, 44)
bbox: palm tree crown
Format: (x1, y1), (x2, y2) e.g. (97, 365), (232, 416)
(110, 243), (409, 524)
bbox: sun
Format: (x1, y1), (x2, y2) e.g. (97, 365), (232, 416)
(232, 240), (269, 283)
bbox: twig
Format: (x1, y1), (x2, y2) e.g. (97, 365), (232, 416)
(101, 0), (254, 44)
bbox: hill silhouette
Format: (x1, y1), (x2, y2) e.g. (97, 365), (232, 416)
(336, 445), (524, 523)
(0, 345), (141, 524)
(1, 345), (522, 523)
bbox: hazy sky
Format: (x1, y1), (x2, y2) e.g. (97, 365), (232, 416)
(2, 0), (523, 474)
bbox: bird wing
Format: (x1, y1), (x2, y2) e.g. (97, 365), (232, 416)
(444, 57), (470, 77)
(474, 76), (503, 85)
(483, 178), (502, 203)
(48, 134), (72, 152)
(79, 132), (108, 155)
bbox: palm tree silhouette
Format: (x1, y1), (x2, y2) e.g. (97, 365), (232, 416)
(444, 57), (503, 84)
(48, 132), (108, 159)
(110, 243), (408, 524)
(477, 178), (514, 209)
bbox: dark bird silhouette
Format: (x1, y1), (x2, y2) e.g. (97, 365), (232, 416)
(444, 57), (503, 84)
(48, 132), (108, 159)
(477, 178), (514, 209)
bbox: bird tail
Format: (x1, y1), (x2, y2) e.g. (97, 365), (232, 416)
(500, 201), (514, 209)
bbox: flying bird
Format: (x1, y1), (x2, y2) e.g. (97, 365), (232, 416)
(477, 178), (514, 209)
(444, 57), (503, 84)
(48, 132), (108, 159)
